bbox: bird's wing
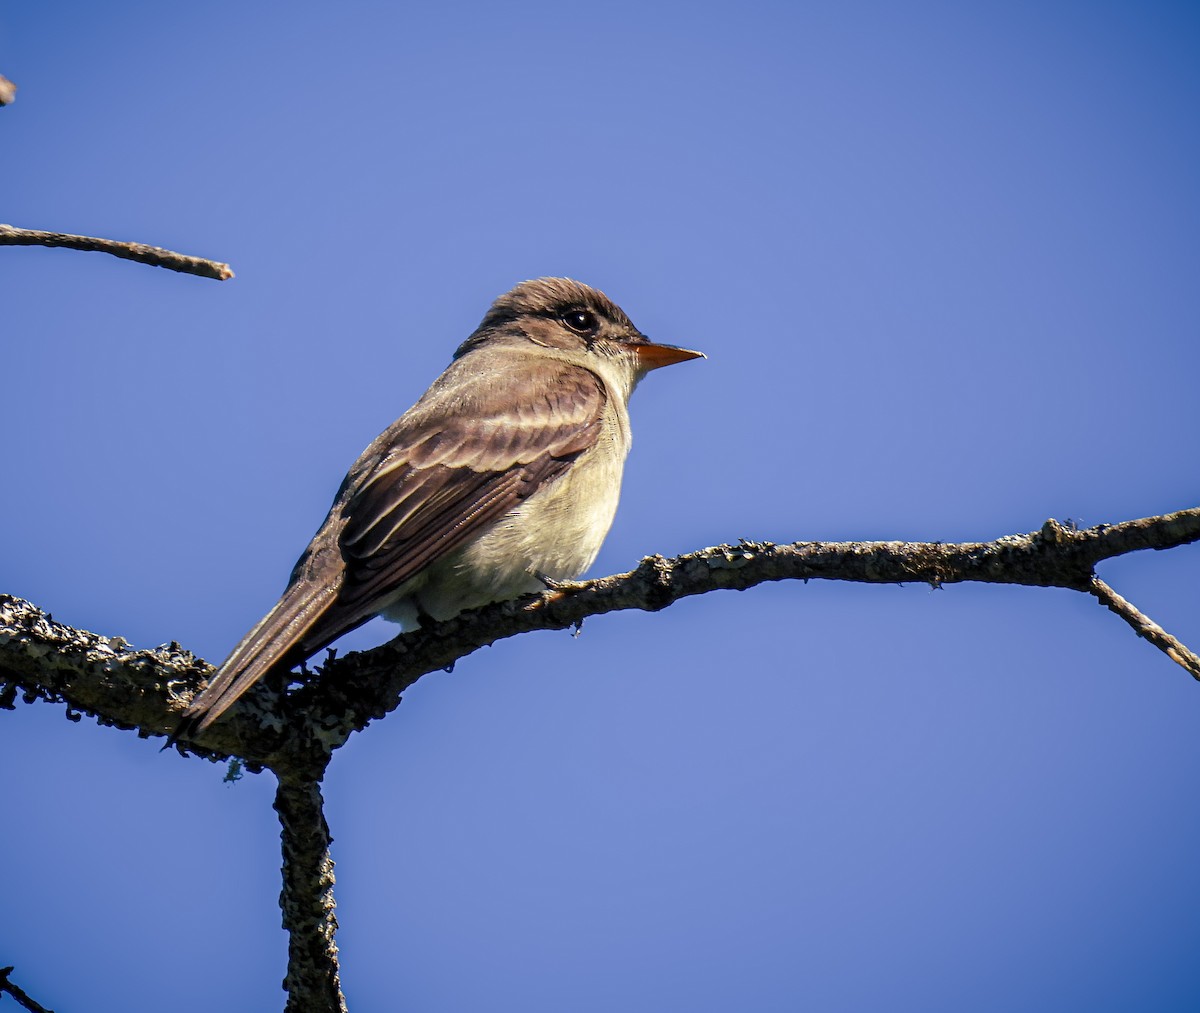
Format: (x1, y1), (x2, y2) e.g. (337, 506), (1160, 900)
(177, 357), (606, 737)
(334, 357), (606, 618)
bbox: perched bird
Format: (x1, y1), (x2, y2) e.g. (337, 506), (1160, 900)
(178, 278), (703, 736)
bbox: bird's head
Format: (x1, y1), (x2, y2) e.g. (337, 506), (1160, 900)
(456, 278), (704, 392)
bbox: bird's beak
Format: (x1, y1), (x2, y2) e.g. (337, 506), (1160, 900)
(633, 341), (706, 371)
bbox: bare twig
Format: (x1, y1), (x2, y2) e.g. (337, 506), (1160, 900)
(0, 966), (55, 1013)
(275, 772), (346, 1013)
(0, 224), (233, 280)
(0, 75), (16, 106)
(1087, 576), (1200, 681)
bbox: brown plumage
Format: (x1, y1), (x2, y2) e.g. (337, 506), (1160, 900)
(176, 278), (702, 738)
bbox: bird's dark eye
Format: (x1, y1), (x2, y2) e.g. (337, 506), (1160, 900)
(561, 308), (599, 335)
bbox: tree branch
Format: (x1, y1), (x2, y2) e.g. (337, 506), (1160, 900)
(5, 507), (1198, 1012)
(274, 772), (346, 1013)
(3, 509), (1198, 772)
(0, 224), (234, 280)
(0, 966), (55, 1013)
(0, 595), (241, 763)
(279, 509), (1200, 766)
(1087, 576), (1200, 681)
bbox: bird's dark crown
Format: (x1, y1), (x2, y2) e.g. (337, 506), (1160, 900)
(455, 278), (644, 360)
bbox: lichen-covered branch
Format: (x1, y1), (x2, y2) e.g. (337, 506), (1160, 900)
(0, 223), (234, 280)
(279, 509), (1200, 765)
(3, 508), (1199, 773)
(274, 772), (346, 1013)
(0, 595), (247, 764)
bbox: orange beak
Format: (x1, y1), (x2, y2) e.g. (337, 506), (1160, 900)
(633, 341), (706, 371)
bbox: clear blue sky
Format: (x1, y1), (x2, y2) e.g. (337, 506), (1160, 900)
(4, 2), (1199, 1011)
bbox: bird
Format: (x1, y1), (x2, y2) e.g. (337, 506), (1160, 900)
(177, 278), (703, 737)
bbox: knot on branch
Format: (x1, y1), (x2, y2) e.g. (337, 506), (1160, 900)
(1036, 517), (1071, 546)
(635, 554), (677, 611)
(896, 542), (955, 588)
(1032, 517), (1093, 590)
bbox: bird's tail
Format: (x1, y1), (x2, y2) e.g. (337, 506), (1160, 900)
(175, 575), (339, 740)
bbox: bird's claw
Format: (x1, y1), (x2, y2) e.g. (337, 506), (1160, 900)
(531, 570), (584, 593)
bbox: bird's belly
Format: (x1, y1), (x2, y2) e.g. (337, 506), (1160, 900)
(384, 444), (625, 627)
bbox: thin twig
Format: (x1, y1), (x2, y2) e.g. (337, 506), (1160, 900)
(1087, 576), (1200, 681)
(0, 967), (55, 1013)
(0, 224), (233, 280)
(275, 772), (347, 1013)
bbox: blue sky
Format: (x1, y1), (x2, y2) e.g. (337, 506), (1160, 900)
(3, 2), (1199, 1011)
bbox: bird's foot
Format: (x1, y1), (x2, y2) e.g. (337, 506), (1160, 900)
(530, 570), (586, 593)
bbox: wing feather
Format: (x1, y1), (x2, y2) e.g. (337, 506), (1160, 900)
(334, 359), (605, 615)
(177, 353), (607, 737)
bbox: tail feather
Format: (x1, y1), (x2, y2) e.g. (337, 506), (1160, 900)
(177, 577), (338, 738)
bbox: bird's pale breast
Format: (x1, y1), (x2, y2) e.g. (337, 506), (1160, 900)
(381, 414), (629, 628)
